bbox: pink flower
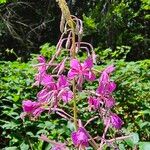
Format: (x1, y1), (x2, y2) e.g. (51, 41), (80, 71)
(71, 127), (89, 148)
(35, 73), (55, 87)
(37, 55), (47, 73)
(68, 57), (95, 89)
(88, 97), (101, 110)
(105, 113), (123, 129)
(105, 97), (115, 108)
(22, 100), (38, 113)
(110, 113), (123, 129)
(52, 57), (67, 75)
(37, 75), (73, 104)
(22, 100), (45, 118)
(37, 55), (46, 63)
(96, 65), (116, 108)
(34, 56), (48, 86)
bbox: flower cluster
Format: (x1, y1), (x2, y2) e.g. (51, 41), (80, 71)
(21, 2), (127, 149)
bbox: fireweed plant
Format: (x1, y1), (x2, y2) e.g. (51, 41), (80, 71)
(21, 0), (131, 149)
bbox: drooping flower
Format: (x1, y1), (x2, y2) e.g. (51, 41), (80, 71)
(110, 113), (123, 129)
(88, 97), (101, 110)
(22, 100), (45, 118)
(105, 113), (123, 129)
(52, 57), (68, 75)
(71, 127), (89, 148)
(68, 57), (96, 89)
(22, 100), (38, 113)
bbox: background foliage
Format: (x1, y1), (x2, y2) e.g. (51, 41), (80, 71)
(0, 0), (149, 61)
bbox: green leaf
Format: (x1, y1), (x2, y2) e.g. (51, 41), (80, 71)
(139, 142), (150, 150)
(125, 133), (139, 147)
(20, 142), (29, 150)
(0, 0), (6, 3)
(3, 147), (17, 150)
(119, 143), (126, 150)
(67, 121), (75, 131)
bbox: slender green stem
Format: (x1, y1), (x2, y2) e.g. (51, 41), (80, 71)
(71, 26), (78, 130)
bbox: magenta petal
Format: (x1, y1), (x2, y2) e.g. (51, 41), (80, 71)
(71, 132), (78, 146)
(41, 74), (54, 87)
(110, 114), (123, 129)
(83, 57), (93, 68)
(104, 65), (115, 74)
(70, 59), (81, 70)
(37, 88), (51, 102)
(57, 75), (68, 88)
(68, 69), (78, 79)
(37, 55), (46, 63)
(61, 91), (73, 102)
(22, 100), (38, 113)
(107, 82), (116, 92)
(105, 97), (115, 108)
(88, 97), (100, 110)
(84, 71), (96, 81)
(71, 127), (89, 147)
(33, 107), (45, 117)
(96, 83), (105, 94)
(99, 71), (109, 83)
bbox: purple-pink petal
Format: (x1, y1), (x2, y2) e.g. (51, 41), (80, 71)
(70, 59), (81, 70)
(110, 113), (123, 129)
(107, 82), (116, 93)
(33, 107), (45, 117)
(71, 127), (88, 147)
(88, 97), (100, 110)
(37, 88), (52, 102)
(37, 55), (46, 63)
(57, 75), (68, 88)
(104, 65), (115, 74)
(61, 91), (73, 103)
(41, 74), (54, 87)
(105, 97), (115, 108)
(99, 71), (109, 83)
(68, 69), (78, 79)
(84, 71), (96, 81)
(22, 100), (38, 113)
(83, 57), (93, 68)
